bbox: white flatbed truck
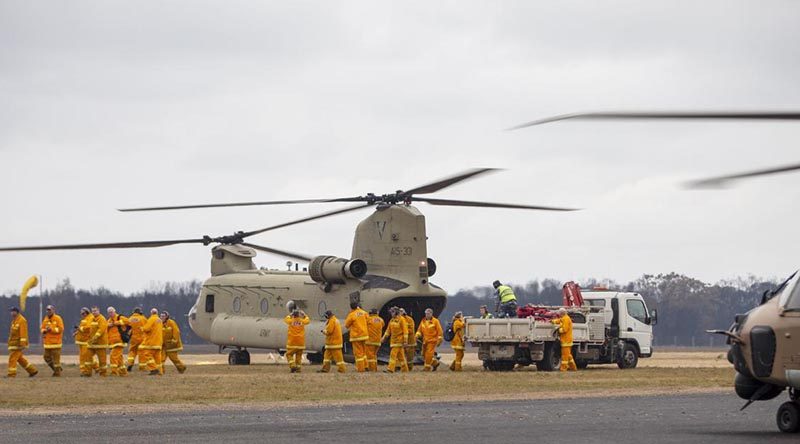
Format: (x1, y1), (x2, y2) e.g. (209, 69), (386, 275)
(465, 290), (656, 371)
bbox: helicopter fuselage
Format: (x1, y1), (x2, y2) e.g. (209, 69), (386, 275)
(188, 204), (449, 355)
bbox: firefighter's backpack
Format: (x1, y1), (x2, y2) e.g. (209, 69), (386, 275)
(443, 322), (455, 342)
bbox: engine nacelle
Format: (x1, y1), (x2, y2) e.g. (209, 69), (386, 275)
(309, 255), (368, 284)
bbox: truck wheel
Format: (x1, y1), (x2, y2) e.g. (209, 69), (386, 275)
(777, 402), (800, 433)
(576, 359), (589, 370)
(617, 343), (638, 369)
(307, 352), (323, 365)
(537, 343), (561, 372)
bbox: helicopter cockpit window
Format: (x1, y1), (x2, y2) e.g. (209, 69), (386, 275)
(777, 272), (800, 310)
(783, 275), (800, 311)
(205, 294), (215, 313)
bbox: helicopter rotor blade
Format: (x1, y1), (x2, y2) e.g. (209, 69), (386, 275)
(403, 168), (499, 196)
(685, 162), (800, 188)
(507, 111), (800, 130)
(414, 197), (579, 211)
(242, 203), (373, 238)
(0, 238), (207, 252)
(118, 197), (364, 212)
(239, 242), (312, 262)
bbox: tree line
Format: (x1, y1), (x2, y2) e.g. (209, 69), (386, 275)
(0, 273), (780, 346)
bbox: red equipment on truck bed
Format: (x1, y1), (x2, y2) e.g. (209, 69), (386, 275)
(562, 281), (584, 307)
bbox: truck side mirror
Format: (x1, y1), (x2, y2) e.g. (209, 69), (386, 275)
(649, 309), (658, 326)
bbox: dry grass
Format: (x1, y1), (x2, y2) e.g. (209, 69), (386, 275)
(0, 353), (734, 412)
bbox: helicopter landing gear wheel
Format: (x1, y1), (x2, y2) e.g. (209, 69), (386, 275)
(777, 401), (800, 433)
(228, 349), (251, 365)
(307, 352), (323, 365)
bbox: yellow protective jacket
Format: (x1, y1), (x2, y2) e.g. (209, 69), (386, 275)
(450, 318), (465, 350)
(323, 316), (343, 349)
(552, 313), (574, 347)
(8, 315), (30, 351)
(87, 314), (109, 349)
(141, 314), (163, 350)
(127, 313), (147, 343)
(498, 285), (517, 303)
(382, 316), (408, 348)
(107, 314), (129, 348)
(344, 308), (369, 342)
(75, 315), (92, 346)
(402, 314), (415, 344)
(41, 314), (64, 349)
(162, 318), (183, 352)
(367, 314), (384, 346)
(284, 315), (310, 349)
(416, 317), (443, 344)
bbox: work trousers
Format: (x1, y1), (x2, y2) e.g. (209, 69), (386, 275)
(87, 347), (108, 376)
(321, 347), (346, 373)
(365, 343), (380, 371)
(7, 350), (37, 377)
(109, 346), (128, 376)
(286, 347), (303, 372)
(351, 340), (367, 372)
(386, 345), (408, 373)
(43, 347), (63, 375)
(128, 339), (143, 370)
(139, 347), (162, 373)
(404, 343), (416, 370)
(560, 346), (577, 372)
(499, 301), (518, 318)
(161, 350), (186, 374)
(421, 342), (439, 371)
(450, 347), (464, 371)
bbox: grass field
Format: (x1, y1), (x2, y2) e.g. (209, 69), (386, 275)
(0, 351), (734, 412)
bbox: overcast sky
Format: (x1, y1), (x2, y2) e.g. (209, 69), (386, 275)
(2, 1), (800, 295)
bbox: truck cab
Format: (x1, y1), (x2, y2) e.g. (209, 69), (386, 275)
(582, 290), (656, 361)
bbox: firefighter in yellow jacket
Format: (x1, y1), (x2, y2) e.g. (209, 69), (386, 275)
(127, 307), (146, 372)
(74, 307), (93, 376)
(449, 311), (465, 372)
(284, 310), (310, 373)
(7, 307), (38, 378)
(551, 308), (577, 372)
(415, 308), (443, 371)
(140, 308), (163, 376)
(366, 308), (384, 372)
(41, 304), (64, 377)
(160, 311), (186, 374)
(344, 302), (369, 372)
(106, 307), (129, 376)
(86, 306), (109, 377)
(319, 310), (346, 373)
(381, 307), (408, 373)
(399, 308), (416, 370)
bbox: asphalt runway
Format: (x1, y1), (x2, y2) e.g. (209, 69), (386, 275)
(0, 392), (796, 443)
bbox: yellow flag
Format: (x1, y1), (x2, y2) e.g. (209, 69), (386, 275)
(20, 275), (39, 312)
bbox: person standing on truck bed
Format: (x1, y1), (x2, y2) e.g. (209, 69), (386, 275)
(551, 308), (577, 372)
(479, 305), (493, 319)
(493, 280), (518, 318)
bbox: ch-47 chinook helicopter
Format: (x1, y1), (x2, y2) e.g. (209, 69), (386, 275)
(513, 110), (800, 433)
(0, 168), (577, 366)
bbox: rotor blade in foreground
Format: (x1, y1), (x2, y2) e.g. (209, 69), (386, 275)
(118, 197), (364, 212)
(242, 203), (373, 238)
(508, 111), (800, 130)
(414, 197), (579, 211)
(403, 168), (499, 195)
(685, 162), (800, 189)
(240, 243), (312, 262)
(0, 238), (206, 252)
